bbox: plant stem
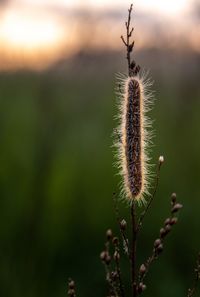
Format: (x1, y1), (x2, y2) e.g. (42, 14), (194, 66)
(137, 160), (162, 233)
(131, 201), (138, 297)
(115, 255), (125, 297)
(126, 4), (132, 75)
(120, 4), (135, 77)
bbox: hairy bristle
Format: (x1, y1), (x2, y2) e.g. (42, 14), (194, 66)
(114, 73), (153, 203)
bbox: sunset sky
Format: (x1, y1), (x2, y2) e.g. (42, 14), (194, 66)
(0, 0), (198, 70)
(14, 0), (189, 15)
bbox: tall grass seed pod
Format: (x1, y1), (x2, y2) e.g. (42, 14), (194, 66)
(115, 73), (153, 204)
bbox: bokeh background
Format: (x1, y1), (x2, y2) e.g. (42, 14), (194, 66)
(0, 0), (200, 296)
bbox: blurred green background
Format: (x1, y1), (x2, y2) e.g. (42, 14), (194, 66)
(0, 1), (200, 297)
(0, 48), (199, 297)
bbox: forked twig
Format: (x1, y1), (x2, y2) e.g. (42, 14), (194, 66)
(121, 3), (140, 77)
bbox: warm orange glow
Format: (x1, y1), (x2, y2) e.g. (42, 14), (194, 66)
(0, 11), (63, 49)
(0, 0), (197, 71)
(136, 0), (188, 16)
(0, 5), (71, 70)
(16, 0), (189, 15)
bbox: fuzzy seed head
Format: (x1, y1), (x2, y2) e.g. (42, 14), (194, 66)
(115, 73), (154, 203)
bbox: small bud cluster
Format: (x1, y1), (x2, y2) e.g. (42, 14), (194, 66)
(138, 282), (146, 294)
(100, 229), (115, 266)
(137, 264), (147, 294)
(100, 250), (111, 265)
(137, 264), (147, 295)
(100, 229), (124, 296)
(100, 229), (116, 267)
(155, 193), (182, 257)
(67, 279), (76, 297)
(138, 193), (183, 291)
(119, 219), (129, 256)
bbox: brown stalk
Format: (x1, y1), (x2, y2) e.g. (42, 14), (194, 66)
(131, 201), (138, 297)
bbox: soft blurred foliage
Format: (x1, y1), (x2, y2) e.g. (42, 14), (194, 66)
(0, 33), (200, 297)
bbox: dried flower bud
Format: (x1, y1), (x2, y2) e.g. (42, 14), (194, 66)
(154, 238), (162, 248)
(130, 61), (136, 69)
(170, 217), (178, 225)
(120, 219), (127, 230)
(171, 193), (177, 204)
(165, 224), (172, 233)
(100, 251), (107, 261)
(157, 244), (163, 254)
(142, 284), (146, 291)
(68, 289), (75, 296)
(111, 271), (118, 281)
(164, 218), (171, 226)
(68, 280), (75, 289)
(106, 229), (113, 240)
(171, 203), (183, 213)
(112, 237), (119, 245)
(159, 156), (164, 164)
(139, 264), (146, 275)
(114, 251), (120, 261)
(160, 228), (166, 238)
(135, 65), (141, 74)
(128, 43), (134, 52)
(138, 282), (146, 293)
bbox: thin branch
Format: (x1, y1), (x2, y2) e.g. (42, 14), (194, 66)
(121, 35), (127, 46)
(137, 157), (164, 233)
(113, 243), (125, 297)
(129, 27), (134, 37)
(131, 201), (138, 297)
(126, 4), (133, 75)
(120, 3), (140, 77)
(113, 194), (130, 257)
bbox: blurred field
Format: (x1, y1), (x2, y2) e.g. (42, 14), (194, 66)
(0, 47), (200, 297)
